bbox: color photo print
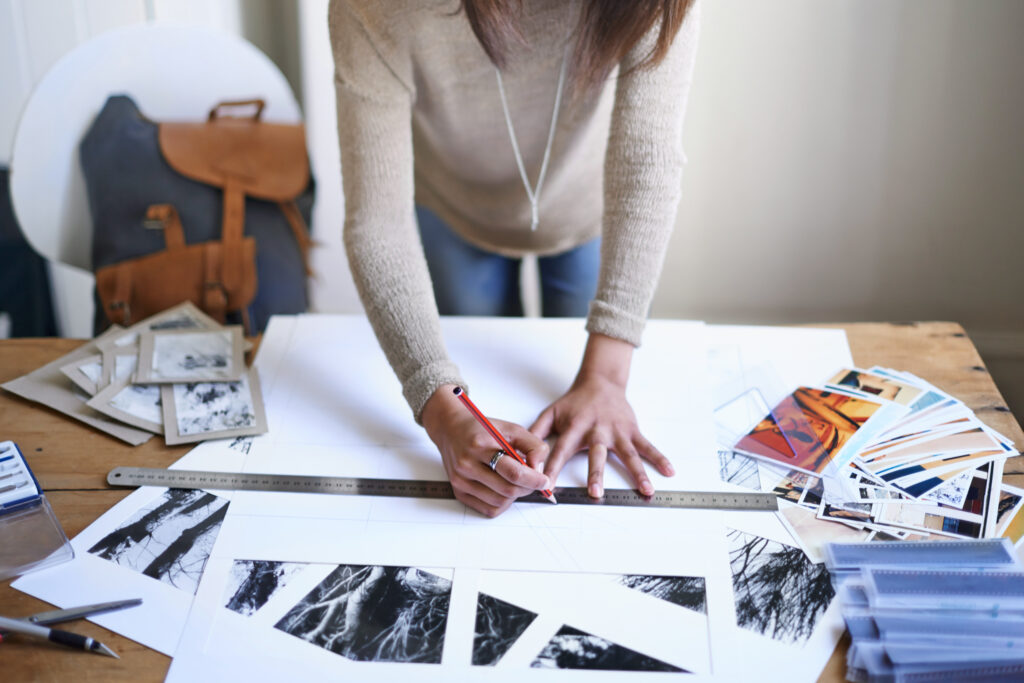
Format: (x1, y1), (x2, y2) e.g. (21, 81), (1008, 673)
(727, 528), (834, 644)
(735, 387), (883, 476)
(87, 488), (228, 594)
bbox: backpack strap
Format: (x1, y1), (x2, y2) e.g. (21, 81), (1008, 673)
(278, 200), (314, 275)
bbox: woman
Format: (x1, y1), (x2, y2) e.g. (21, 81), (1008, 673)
(330, 0), (700, 517)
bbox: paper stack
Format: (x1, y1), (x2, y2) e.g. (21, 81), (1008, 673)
(1, 302), (267, 446)
(826, 539), (1024, 681)
(718, 367), (1022, 561)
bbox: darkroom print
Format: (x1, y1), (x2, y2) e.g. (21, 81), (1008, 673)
(224, 560), (306, 616)
(150, 314), (202, 331)
(87, 489), (228, 594)
(110, 383), (162, 424)
(727, 528), (834, 644)
(472, 593), (538, 666)
(174, 378), (256, 436)
(617, 575), (707, 614)
(152, 331), (231, 377)
(718, 449), (762, 490)
(531, 625), (684, 672)
(275, 564), (452, 663)
(228, 436), (254, 455)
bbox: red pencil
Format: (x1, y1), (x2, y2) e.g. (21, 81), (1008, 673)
(453, 387), (557, 503)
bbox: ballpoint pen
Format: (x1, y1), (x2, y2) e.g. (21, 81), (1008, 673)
(0, 615), (119, 658)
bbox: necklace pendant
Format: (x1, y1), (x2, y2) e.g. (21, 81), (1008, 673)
(530, 203), (539, 231)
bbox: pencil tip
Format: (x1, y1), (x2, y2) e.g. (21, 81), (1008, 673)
(548, 493), (558, 505)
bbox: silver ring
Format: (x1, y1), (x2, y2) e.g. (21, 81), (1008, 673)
(488, 450), (506, 471)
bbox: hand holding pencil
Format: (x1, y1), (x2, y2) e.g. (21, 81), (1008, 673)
(421, 384), (553, 518)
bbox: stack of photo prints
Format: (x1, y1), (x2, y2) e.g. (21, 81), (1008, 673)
(2, 302), (268, 446)
(825, 538), (1024, 680)
(718, 367), (1022, 563)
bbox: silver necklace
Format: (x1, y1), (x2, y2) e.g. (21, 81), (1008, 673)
(494, 38), (571, 231)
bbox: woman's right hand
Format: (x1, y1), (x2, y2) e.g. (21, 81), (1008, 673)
(421, 384), (551, 517)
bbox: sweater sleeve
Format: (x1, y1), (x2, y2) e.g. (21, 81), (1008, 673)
(329, 0), (463, 422)
(585, 0), (701, 346)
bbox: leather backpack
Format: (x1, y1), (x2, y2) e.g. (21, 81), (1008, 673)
(84, 96), (314, 334)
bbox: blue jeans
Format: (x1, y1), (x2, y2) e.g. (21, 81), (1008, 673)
(417, 206), (599, 317)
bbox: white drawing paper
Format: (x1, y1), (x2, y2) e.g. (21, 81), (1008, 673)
(166, 316), (851, 682)
(17, 315), (855, 679)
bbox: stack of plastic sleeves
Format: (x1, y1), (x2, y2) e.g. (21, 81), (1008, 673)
(826, 539), (1024, 682)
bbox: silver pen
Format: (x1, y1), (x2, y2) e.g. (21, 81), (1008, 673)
(23, 598), (143, 626)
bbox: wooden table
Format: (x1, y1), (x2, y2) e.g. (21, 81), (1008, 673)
(1, 323), (1021, 682)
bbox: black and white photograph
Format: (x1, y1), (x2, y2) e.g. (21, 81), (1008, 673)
(95, 302), (219, 357)
(146, 302), (220, 331)
(228, 436), (255, 455)
(471, 592), (537, 666)
(224, 560), (306, 617)
(99, 352), (138, 392)
(161, 368), (268, 445)
(727, 528), (835, 644)
(617, 574), (707, 614)
(718, 448), (762, 490)
(531, 625), (685, 672)
(59, 354), (103, 396)
(87, 378), (163, 433)
(274, 564), (453, 663)
(137, 326), (245, 384)
(87, 488), (229, 595)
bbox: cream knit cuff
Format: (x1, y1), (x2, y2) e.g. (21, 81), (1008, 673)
(586, 299), (646, 348)
(403, 360), (465, 425)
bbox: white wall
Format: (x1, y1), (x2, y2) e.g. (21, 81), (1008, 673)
(296, 0), (361, 316)
(0, 0), (242, 167)
(659, 0), (1024, 334)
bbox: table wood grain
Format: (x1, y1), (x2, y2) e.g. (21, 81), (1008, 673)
(1, 323), (1020, 682)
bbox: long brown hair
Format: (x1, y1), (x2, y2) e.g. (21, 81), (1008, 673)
(463, 0), (695, 93)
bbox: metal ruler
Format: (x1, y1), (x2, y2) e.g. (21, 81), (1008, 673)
(107, 467), (779, 512)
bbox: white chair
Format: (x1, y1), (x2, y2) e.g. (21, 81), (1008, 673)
(10, 23), (301, 337)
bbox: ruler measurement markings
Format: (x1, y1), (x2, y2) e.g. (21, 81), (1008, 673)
(107, 467), (777, 511)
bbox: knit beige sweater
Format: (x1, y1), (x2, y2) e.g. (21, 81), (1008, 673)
(329, 0), (700, 421)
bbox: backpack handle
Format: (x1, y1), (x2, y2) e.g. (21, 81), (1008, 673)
(208, 99), (265, 122)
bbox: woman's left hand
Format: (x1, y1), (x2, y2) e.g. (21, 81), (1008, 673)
(529, 334), (675, 498)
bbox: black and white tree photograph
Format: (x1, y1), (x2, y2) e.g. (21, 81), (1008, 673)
(224, 560), (306, 616)
(87, 489), (229, 594)
(718, 448), (761, 490)
(727, 528), (834, 644)
(617, 574), (707, 614)
(531, 625), (685, 672)
(471, 593), (537, 666)
(274, 564), (452, 663)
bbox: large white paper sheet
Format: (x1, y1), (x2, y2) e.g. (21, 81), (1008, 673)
(14, 316), (855, 679)
(166, 316), (852, 681)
